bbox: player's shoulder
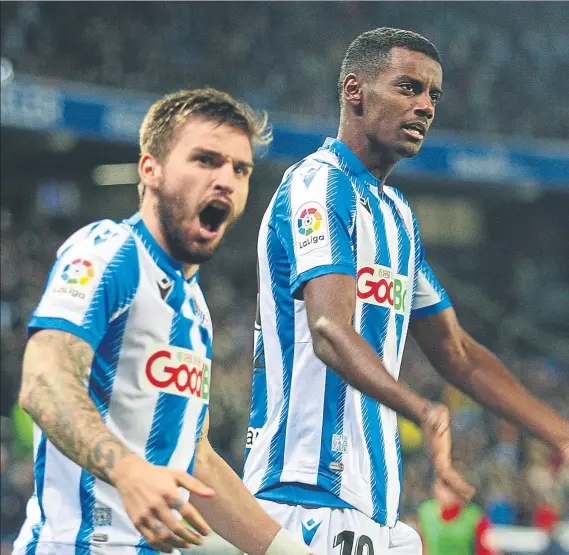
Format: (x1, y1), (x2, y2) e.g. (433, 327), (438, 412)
(57, 219), (135, 262)
(282, 149), (351, 191)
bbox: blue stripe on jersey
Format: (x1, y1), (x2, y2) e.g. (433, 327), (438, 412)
(244, 331), (268, 466)
(360, 388), (388, 523)
(383, 195), (412, 359)
(145, 312), (191, 466)
(75, 472), (95, 555)
(359, 199), (391, 523)
(259, 225), (295, 491)
(187, 404), (208, 475)
(25, 436), (47, 555)
(395, 426), (403, 521)
(270, 178), (297, 288)
(317, 371), (347, 496)
(189, 297), (213, 359)
(74, 239), (140, 552)
(89, 308), (131, 417)
(326, 169), (357, 267)
(81, 236), (139, 349)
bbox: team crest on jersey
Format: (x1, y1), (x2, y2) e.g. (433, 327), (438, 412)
(357, 264), (408, 314)
(50, 258), (97, 304)
(142, 344), (211, 402)
(294, 202), (329, 255)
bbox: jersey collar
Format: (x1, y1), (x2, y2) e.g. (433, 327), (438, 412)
(320, 138), (383, 189)
(126, 213), (199, 284)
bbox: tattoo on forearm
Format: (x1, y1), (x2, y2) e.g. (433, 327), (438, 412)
(22, 331), (133, 484)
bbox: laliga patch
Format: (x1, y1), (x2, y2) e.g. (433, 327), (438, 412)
(50, 258), (97, 304)
(294, 202), (329, 255)
(142, 344), (211, 403)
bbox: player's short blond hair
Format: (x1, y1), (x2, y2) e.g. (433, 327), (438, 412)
(138, 88), (272, 199)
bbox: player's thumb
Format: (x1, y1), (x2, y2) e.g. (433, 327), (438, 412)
(173, 470), (216, 497)
(443, 469), (475, 503)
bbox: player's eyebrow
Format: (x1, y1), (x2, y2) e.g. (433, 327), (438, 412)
(192, 147), (254, 171)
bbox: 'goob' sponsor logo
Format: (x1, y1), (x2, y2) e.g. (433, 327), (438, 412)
(142, 344), (211, 402)
(295, 202), (329, 254)
(357, 265), (408, 314)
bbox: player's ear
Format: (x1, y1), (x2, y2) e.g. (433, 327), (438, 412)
(138, 153), (163, 193)
(343, 74), (363, 110)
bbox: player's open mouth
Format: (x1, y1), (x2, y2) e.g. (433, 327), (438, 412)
(199, 200), (231, 237)
(401, 122), (426, 141)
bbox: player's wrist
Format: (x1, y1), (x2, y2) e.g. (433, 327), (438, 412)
(265, 528), (313, 555)
(107, 452), (143, 487)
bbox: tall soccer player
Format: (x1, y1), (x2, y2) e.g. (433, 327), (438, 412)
(14, 89), (318, 555)
(243, 28), (569, 553)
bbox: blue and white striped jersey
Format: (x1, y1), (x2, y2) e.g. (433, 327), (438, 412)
(14, 214), (212, 555)
(243, 138), (451, 527)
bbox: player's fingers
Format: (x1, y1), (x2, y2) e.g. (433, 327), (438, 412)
(440, 468), (475, 502)
(138, 520), (176, 553)
(142, 518), (190, 551)
(176, 499), (212, 537)
(155, 503), (205, 546)
(172, 470), (216, 498)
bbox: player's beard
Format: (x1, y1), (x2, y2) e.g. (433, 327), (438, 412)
(154, 177), (217, 265)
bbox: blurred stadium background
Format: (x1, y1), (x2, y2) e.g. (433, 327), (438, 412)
(1, 2), (568, 554)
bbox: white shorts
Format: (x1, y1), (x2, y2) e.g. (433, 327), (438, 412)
(258, 499), (422, 555)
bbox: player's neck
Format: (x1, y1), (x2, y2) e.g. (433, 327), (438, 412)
(139, 204), (199, 281)
(337, 120), (396, 183)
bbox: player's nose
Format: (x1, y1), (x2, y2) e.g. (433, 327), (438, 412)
(414, 91), (435, 120)
(213, 162), (236, 195)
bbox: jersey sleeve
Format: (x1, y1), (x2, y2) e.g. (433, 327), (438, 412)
(411, 224), (452, 320)
(28, 220), (140, 350)
(271, 162), (357, 299)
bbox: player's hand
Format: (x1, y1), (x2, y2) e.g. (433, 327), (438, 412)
(561, 443), (569, 464)
(421, 404), (475, 503)
(111, 454), (216, 553)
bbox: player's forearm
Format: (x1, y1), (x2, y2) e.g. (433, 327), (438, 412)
(19, 330), (135, 484)
(440, 332), (569, 450)
(311, 317), (432, 425)
(191, 442), (280, 555)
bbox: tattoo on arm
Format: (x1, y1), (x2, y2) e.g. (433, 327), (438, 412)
(21, 330), (133, 484)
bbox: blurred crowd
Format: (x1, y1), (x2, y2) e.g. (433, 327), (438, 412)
(2, 2), (569, 140)
(1, 205), (568, 551)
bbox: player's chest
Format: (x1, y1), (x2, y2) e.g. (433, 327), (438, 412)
(353, 192), (414, 315)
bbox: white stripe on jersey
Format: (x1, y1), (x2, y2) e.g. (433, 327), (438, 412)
(244, 138), (452, 527)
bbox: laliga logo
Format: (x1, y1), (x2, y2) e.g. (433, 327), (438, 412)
(357, 265), (408, 314)
(297, 206), (322, 236)
(296, 204), (328, 252)
(145, 350), (210, 400)
(61, 259), (95, 286)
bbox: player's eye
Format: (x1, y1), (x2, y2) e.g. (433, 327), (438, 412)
(199, 155), (216, 166)
(235, 166), (250, 178)
(398, 82), (415, 94)
(430, 93), (441, 105)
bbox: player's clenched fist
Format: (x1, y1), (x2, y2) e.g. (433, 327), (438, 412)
(110, 454), (216, 553)
(421, 404), (475, 503)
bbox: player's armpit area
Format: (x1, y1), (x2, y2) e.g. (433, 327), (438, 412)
(19, 329), (133, 484)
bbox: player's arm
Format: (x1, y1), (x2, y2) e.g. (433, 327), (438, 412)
(410, 307), (569, 461)
(191, 411), (317, 555)
(20, 331), (214, 552)
(304, 273), (473, 500)
(20, 329), (133, 482)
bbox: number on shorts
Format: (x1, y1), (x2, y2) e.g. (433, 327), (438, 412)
(334, 531), (374, 555)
